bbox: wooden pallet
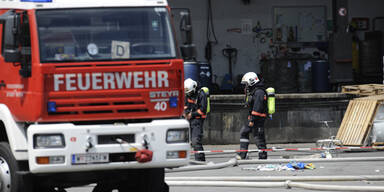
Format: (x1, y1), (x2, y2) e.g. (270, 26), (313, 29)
(336, 95), (384, 146)
(342, 84), (384, 96)
(373, 142), (384, 146)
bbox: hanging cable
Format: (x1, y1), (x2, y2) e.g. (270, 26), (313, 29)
(206, 0), (218, 44)
(205, 0), (218, 62)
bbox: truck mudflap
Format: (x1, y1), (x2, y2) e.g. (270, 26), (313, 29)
(27, 119), (190, 173)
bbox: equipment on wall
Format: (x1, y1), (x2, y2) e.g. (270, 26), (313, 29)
(222, 45), (238, 91)
(179, 9), (196, 61)
(252, 21), (273, 44)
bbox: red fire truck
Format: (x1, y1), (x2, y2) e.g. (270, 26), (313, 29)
(0, 0), (191, 191)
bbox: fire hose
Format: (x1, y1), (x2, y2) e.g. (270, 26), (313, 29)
(165, 158), (384, 191)
(165, 156), (384, 173)
(166, 175), (384, 182)
(166, 180), (384, 191)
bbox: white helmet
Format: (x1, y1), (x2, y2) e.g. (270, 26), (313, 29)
(241, 72), (259, 87)
(184, 78), (197, 95)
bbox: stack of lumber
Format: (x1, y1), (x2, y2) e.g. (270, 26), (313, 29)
(342, 84), (384, 96)
(336, 95), (384, 146)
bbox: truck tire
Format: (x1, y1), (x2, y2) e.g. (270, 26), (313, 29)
(0, 142), (32, 192)
(92, 168), (168, 192)
(141, 168), (169, 192)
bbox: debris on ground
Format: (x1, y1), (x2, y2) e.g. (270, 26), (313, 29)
(282, 151), (333, 159)
(242, 162), (316, 171)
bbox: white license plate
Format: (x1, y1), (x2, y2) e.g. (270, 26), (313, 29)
(72, 153), (109, 164)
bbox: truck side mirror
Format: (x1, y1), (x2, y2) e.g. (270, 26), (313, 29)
(2, 11), (31, 77)
(2, 11), (21, 63)
(4, 49), (21, 63)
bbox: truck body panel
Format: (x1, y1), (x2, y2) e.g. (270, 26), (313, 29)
(0, 1), (190, 185)
(27, 119), (190, 173)
(0, 0), (168, 10)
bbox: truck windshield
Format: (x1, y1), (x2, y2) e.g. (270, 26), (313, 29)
(36, 8), (176, 63)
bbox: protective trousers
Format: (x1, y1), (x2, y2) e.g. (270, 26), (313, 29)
(239, 119), (267, 159)
(190, 118), (206, 161)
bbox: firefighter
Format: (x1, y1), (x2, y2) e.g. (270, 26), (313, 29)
(237, 72), (268, 160)
(184, 78), (208, 161)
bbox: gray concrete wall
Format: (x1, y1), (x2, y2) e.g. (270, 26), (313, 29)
(202, 93), (352, 144)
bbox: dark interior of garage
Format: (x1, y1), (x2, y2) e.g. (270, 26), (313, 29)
(169, 0), (384, 94)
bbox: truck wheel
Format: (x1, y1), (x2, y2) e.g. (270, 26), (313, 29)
(0, 142), (31, 192)
(119, 168), (168, 192)
(93, 169), (168, 192)
(92, 182), (114, 192)
(142, 168), (168, 192)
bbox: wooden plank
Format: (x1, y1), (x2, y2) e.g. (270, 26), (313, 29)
(337, 100), (358, 145)
(354, 100), (375, 145)
(345, 101), (361, 145)
(350, 101), (366, 144)
(356, 100), (376, 144)
(336, 100), (354, 141)
(350, 101), (368, 145)
(336, 100), (354, 139)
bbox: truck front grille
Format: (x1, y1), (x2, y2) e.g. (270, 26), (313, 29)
(98, 134), (135, 145)
(47, 91), (148, 116)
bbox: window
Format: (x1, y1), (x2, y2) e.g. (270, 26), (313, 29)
(0, 21), (3, 55)
(36, 8), (176, 63)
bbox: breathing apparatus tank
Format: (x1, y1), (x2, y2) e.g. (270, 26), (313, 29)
(266, 87), (275, 118)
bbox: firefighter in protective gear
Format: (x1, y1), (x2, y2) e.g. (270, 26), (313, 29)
(184, 78), (208, 161)
(237, 72), (268, 159)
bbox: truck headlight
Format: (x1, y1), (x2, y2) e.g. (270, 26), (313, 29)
(166, 129), (189, 143)
(34, 134), (65, 148)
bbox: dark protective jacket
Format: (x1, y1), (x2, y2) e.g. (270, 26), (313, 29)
(184, 89), (208, 119)
(247, 81), (267, 121)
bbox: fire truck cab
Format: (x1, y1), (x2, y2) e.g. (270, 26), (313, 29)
(0, 0), (190, 191)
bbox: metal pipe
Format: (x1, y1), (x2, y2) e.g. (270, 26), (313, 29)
(167, 181), (286, 188)
(238, 156), (384, 164)
(166, 175), (384, 182)
(288, 181), (384, 191)
(166, 156), (384, 173)
(166, 180), (384, 191)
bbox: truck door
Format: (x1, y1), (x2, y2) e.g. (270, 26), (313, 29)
(0, 20), (5, 92)
(0, 11), (33, 117)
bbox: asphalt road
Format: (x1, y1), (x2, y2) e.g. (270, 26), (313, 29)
(66, 143), (384, 192)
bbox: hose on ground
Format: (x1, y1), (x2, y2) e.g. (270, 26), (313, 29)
(166, 175), (384, 182)
(166, 156), (384, 173)
(166, 180), (384, 191)
(165, 158), (237, 173)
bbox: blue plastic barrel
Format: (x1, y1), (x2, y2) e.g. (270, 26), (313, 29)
(184, 61), (199, 82)
(312, 60), (330, 92)
(199, 61), (212, 89)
